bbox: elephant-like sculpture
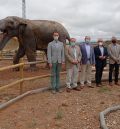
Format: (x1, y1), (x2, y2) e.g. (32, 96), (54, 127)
(0, 16), (70, 70)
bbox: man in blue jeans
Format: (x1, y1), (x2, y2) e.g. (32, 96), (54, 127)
(47, 32), (65, 94)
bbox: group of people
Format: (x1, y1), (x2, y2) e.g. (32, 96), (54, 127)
(47, 32), (120, 94)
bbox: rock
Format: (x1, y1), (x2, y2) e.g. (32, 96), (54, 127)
(61, 103), (68, 107)
(100, 101), (105, 104)
(113, 120), (117, 125)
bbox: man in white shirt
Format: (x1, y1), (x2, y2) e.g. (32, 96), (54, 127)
(65, 38), (82, 92)
(94, 39), (108, 87)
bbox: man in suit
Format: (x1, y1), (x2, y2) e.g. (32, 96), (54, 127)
(94, 39), (108, 87)
(65, 38), (82, 92)
(108, 37), (120, 86)
(80, 36), (95, 88)
(47, 32), (65, 94)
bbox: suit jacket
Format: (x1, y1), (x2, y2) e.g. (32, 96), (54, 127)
(65, 45), (82, 69)
(47, 40), (65, 64)
(108, 43), (120, 64)
(80, 43), (95, 64)
(94, 46), (108, 67)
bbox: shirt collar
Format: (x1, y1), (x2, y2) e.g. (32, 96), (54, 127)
(85, 42), (90, 46)
(53, 40), (58, 43)
(99, 46), (103, 48)
(112, 43), (117, 46)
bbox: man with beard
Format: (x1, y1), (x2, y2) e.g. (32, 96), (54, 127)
(108, 37), (120, 86)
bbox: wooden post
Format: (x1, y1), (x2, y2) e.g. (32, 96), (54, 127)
(0, 51), (2, 60)
(19, 59), (24, 94)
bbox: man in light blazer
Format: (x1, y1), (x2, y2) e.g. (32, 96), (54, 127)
(108, 37), (120, 86)
(47, 32), (65, 94)
(80, 36), (95, 88)
(65, 38), (82, 92)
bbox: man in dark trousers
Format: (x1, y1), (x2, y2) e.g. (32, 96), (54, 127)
(94, 39), (108, 87)
(108, 37), (120, 86)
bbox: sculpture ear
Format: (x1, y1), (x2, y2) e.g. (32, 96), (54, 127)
(7, 21), (14, 28)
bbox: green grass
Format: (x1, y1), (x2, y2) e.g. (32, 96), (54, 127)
(55, 110), (63, 120)
(98, 86), (111, 93)
(28, 118), (37, 128)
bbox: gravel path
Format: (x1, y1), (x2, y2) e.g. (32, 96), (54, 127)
(106, 110), (120, 129)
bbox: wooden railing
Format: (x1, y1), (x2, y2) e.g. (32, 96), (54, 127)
(0, 50), (46, 61)
(0, 61), (48, 94)
(0, 60), (68, 95)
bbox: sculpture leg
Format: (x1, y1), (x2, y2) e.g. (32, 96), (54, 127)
(13, 48), (25, 71)
(26, 50), (38, 71)
(44, 49), (49, 69)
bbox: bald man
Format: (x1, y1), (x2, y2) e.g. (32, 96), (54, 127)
(108, 37), (120, 86)
(65, 38), (82, 92)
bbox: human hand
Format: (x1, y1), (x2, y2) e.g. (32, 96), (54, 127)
(117, 59), (119, 63)
(99, 56), (103, 59)
(49, 63), (52, 68)
(72, 60), (78, 64)
(103, 56), (106, 59)
(62, 62), (65, 67)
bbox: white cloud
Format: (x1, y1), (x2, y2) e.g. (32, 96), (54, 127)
(0, 0), (120, 41)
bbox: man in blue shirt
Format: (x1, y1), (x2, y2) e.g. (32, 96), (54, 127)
(80, 36), (95, 88)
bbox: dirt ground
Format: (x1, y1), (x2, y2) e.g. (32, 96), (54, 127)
(106, 110), (120, 129)
(0, 60), (120, 129)
(0, 85), (120, 129)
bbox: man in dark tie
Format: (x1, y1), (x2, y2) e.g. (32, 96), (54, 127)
(94, 39), (108, 87)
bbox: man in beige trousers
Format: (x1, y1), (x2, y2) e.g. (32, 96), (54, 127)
(65, 38), (82, 92)
(80, 36), (95, 88)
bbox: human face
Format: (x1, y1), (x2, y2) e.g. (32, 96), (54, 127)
(70, 38), (76, 46)
(98, 39), (103, 46)
(112, 37), (117, 44)
(85, 36), (91, 43)
(53, 32), (59, 41)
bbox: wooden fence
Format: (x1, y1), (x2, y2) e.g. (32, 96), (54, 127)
(0, 60), (67, 95)
(0, 50), (46, 61)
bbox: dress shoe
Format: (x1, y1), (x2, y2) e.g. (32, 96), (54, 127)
(81, 86), (84, 89)
(57, 89), (63, 93)
(66, 88), (71, 93)
(88, 85), (94, 88)
(115, 82), (120, 86)
(100, 83), (103, 86)
(109, 82), (113, 86)
(73, 87), (81, 91)
(51, 90), (56, 94)
(96, 84), (101, 87)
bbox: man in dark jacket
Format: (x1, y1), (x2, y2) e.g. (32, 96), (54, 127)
(94, 39), (108, 87)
